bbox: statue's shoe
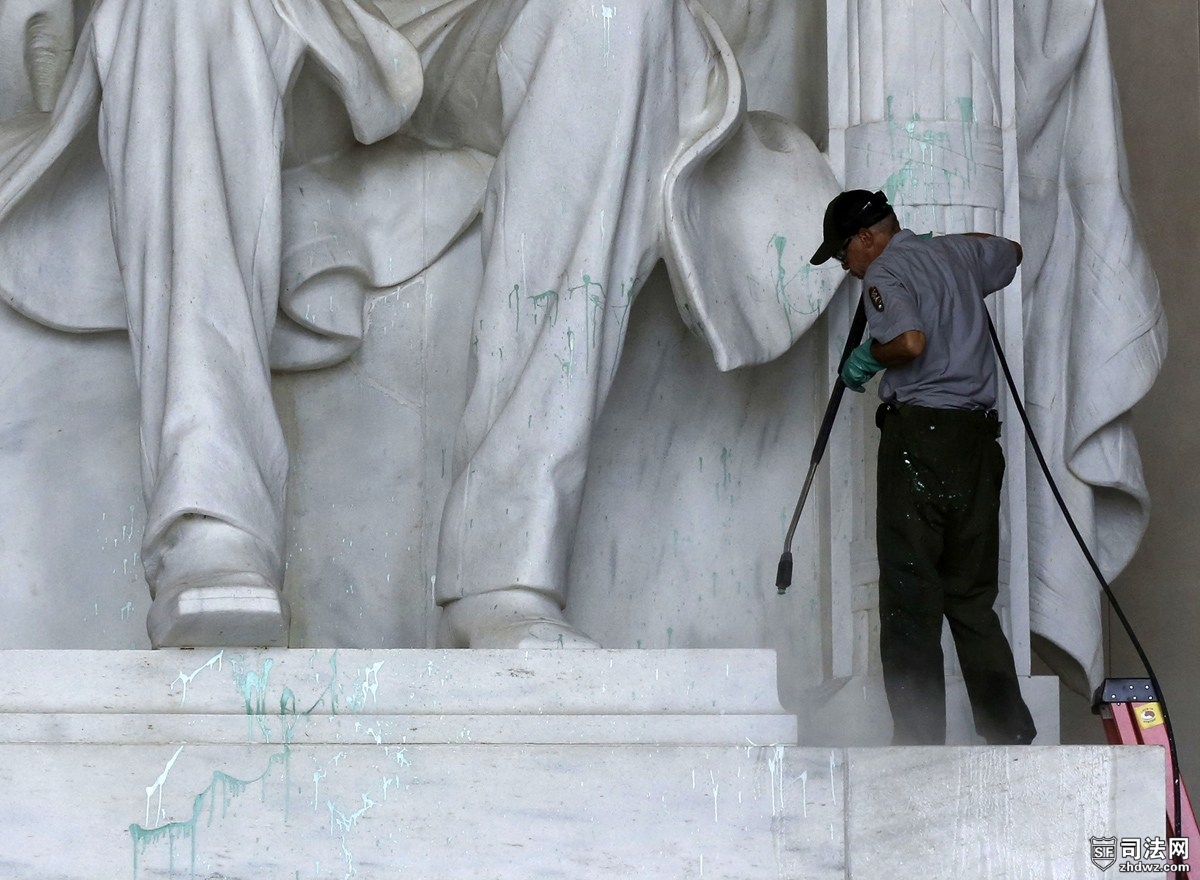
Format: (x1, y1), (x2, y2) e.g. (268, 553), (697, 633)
(147, 577), (290, 648)
(145, 514), (288, 648)
(459, 616), (601, 650)
(437, 588), (601, 649)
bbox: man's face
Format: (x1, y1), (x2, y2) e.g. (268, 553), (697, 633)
(839, 230), (872, 279)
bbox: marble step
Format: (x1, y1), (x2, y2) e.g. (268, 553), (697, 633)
(0, 741), (1162, 880)
(0, 711), (794, 745)
(0, 649), (1165, 879)
(0, 648), (798, 744)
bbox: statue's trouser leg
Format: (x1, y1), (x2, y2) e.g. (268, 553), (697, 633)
(415, 0), (719, 612)
(90, 0), (304, 617)
(876, 405), (1037, 745)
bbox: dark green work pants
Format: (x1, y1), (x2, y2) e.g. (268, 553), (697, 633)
(875, 403), (1037, 745)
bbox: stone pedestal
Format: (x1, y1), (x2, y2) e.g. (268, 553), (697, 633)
(0, 649), (1163, 879)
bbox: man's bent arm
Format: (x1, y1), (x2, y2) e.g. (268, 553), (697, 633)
(871, 329), (926, 367)
(964, 231), (1023, 266)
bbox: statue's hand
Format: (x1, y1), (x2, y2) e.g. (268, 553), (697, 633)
(20, 0), (75, 112)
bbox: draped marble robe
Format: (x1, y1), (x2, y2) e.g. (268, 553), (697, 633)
(0, 0), (841, 630)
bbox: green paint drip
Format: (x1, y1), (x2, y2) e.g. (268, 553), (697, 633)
(955, 96), (978, 179)
(302, 651), (342, 717)
(767, 234), (819, 340)
(568, 273), (606, 374)
(528, 288), (560, 325)
(507, 283), (521, 332)
(608, 278), (636, 379)
(770, 235), (795, 341)
(233, 657), (275, 742)
(882, 99), (979, 205)
(344, 661), (385, 713)
(560, 329), (576, 380)
(882, 161), (918, 204)
(132, 650), (402, 879)
(130, 749), (291, 880)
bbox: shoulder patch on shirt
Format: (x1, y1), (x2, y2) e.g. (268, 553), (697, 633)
(868, 286), (884, 311)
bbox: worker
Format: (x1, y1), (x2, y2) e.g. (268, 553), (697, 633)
(810, 190), (1038, 745)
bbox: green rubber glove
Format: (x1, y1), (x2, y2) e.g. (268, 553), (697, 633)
(841, 340), (884, 392)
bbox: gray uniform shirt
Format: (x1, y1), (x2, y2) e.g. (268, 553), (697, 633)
(862, 230), (1018, 409)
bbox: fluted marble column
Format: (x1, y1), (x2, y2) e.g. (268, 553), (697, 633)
(824, 0), (1029, 683)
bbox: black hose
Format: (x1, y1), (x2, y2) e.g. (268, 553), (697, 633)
(986, 313), (1183, 835)
(776, 299), (869, 593)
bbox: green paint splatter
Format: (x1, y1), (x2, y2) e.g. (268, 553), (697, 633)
(882, 161), (919, 204)
(766, 234), (819, 340)
(569, 273), (606, 374)
(130, 748), (292, 880)
(955, 96), (978, 179)
(528, 288), (560, 325)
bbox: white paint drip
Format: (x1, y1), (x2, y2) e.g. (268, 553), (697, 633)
(328, 794), (375, 835)
(355, 722), (383, 745)
(710, 771), (719, 823)
(381, 774), (402, 800)
(170, 650), (224, 707)
(521, 233), (528, 306)
(144, 745), (185, 827)
(592, 4), (617, 69)
(355, 661), (385, 710)
(767, 745), (785, 816)
(313, 768), (327, 811)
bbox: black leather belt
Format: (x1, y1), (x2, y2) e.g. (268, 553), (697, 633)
(877, 401), (1000, 435)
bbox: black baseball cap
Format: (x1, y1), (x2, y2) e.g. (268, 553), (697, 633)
(809, 190), (895, 265)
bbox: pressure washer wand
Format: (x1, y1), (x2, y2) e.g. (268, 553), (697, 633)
(776, 298), (869, 594)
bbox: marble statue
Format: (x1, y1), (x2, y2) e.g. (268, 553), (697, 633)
(1011, 1), (1166, 695)
(0, 0), (842, 648)
(0, 0), (1164, 719)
